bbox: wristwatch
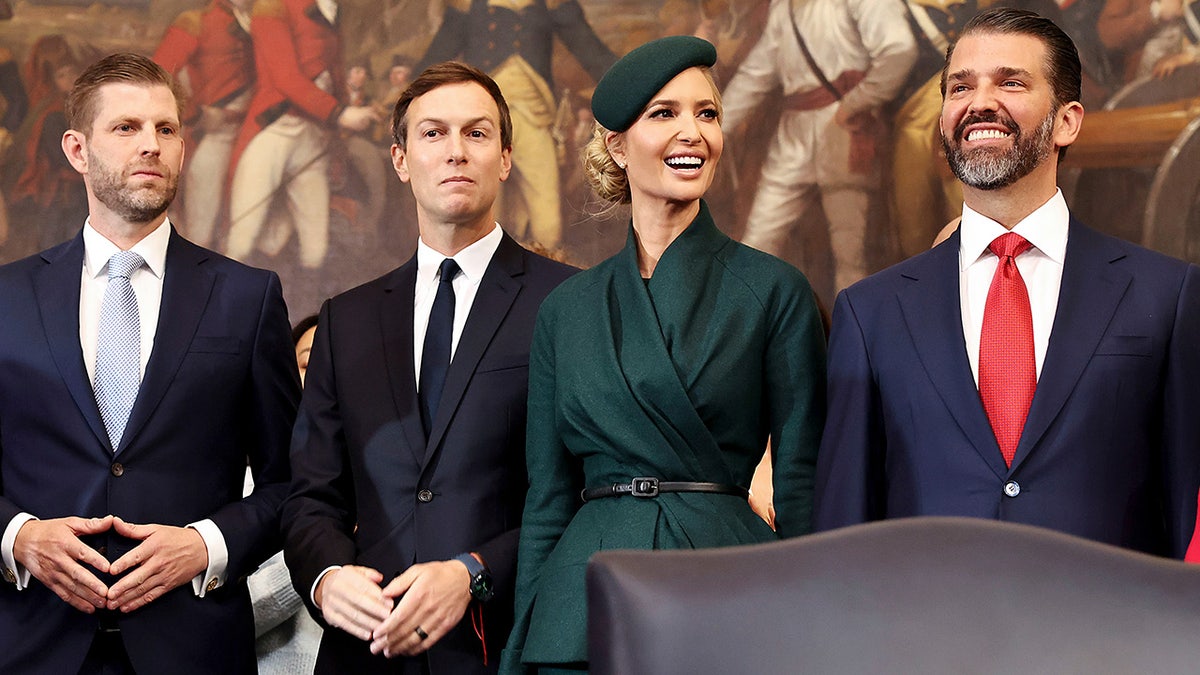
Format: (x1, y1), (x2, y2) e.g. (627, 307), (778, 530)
(453, 552), (494, 602)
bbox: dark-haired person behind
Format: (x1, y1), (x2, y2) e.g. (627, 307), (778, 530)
(501, 36), (826, 674)
(0, 53), (299, 673)
(282, 61), (575, 674)
(815, 8), (1200, 557)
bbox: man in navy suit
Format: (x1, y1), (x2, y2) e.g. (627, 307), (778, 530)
(0, 53), (299, 673)
(282, 62), (575, 674)
(815, 8), (1200, 557)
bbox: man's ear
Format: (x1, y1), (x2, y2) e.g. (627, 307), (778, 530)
(391, 143), (410, 183)
(499, 145), (512, 182)
(61, 129), (88, 175)
(1053, 100), (1084, 150)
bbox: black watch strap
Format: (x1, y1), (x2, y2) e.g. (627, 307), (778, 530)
(453, 553), (493, 602)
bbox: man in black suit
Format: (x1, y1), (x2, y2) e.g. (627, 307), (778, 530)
(282, 62), (575, 674)
(0, 53), (299, 673)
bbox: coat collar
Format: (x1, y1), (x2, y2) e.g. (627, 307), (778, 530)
(118, 230), (216, 455)
(380, 233), (529, 468)
(898, 220), (1133, 474)
(34, 234), (108, 451)
(896, 231), (1008, 477)
(1009, 219), (1130, 471)
(33, 229), (217, 456)
(422, 232), (526, 467)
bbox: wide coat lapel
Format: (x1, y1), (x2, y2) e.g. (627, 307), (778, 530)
(32, 234), (110, 451)
(379, 256), (428, 466)
(1009, 220), (1130, 470)
(605, 203), (735, 483)
(422, 234), (524, 467)
(119, 231), (215, 455)
(895, 232), (1009, 478)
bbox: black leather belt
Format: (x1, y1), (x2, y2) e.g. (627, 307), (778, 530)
(580, 477), (749, 503)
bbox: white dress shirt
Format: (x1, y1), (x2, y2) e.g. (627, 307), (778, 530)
(959, 189), (1070, 386)
(412, 223), (504, 388)
(2, 218), (228, 597)
(310, 223), (505, 604)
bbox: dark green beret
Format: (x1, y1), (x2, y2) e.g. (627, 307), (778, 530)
(592, 35), (717, 132)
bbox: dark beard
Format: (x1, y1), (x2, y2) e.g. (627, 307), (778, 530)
(941, 109), (1055, 190)
(88, 150), (177, 224)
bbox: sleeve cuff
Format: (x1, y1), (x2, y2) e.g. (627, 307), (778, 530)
(2, 513), (36, 589)
(187, 519), (227, 597)
(311, 565), (342, 607)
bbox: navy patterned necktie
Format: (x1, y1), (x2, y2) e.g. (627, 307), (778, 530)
(419, 258), (460, 437)
(94, 250), (145, 451)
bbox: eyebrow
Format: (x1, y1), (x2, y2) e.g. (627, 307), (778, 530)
(646, 98), (719, 108)
(947, 66), (1035, 82)
(415, 115), (494, 129)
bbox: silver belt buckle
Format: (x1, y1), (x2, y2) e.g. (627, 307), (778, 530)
(630, 477), (660, 497)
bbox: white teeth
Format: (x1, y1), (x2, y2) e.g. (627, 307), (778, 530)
(967, 129), (1009, 141)
(665, 156), (703, 168)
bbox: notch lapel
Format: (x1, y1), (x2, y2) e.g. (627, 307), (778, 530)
(380, 258), (428, 465)
(32, 235), (110, 451)
(896, 235), (1008, 478)
(422, 235), (524, 467)
(118, 232), (214, 455)
(1009, 221), (1130, 470)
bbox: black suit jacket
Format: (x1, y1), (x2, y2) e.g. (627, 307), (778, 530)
(283, 233), (575, 674)
(815, 221), (1200, 557)
(0, 229), (300, 674)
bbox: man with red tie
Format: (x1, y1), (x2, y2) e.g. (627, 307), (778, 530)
(814, 7), (1200, 558)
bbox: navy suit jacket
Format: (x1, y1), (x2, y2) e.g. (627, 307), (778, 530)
(0, 230), (300, 674)
(282, 233), (575, 675)
(815, 220), (1200, 557)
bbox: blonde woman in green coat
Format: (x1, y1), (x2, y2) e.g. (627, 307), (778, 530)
(501, 36), (826, 674)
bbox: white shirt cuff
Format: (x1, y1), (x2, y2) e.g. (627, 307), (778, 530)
(187, 519), (227, 597)
(2, 513), (36, 589)
(312, 565), (343, 607)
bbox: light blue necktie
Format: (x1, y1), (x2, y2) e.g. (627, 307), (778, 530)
(94, 250), (144, 451)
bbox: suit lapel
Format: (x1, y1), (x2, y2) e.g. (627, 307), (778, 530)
(896, 234), (1008, 478)
(32, 235), (110, 451)
(422, 235), (524, 466)
(119, 232), (215, 455)
(379, 257), (428, 465)
(1010, 221), (1130, 470)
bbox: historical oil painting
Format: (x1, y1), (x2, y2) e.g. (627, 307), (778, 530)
(0, 0), (1197, 317)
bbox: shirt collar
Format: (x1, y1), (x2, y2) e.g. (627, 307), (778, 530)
(416, 223), (504, 284)
(959, 188), (1069, 270)
(83, 217), (172, 280)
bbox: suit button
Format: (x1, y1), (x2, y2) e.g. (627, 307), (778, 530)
(111, 462), (124, 477)
(96, 546), (107, 556)
(1003, 480), (1020, 498)
(4, 568), (15, 584)
(417, 489), (434, 503)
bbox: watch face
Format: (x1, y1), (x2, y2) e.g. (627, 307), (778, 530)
(471, 571), (495, 602)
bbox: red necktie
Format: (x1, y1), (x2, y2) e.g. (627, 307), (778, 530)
(979, 232), (1035, 467)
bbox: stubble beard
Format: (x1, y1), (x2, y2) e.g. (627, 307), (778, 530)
(942, 109), (1056, 191)
(88, 148), (178, 224)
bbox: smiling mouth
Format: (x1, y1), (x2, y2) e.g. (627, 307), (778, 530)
(965, 129), (1011, 142)
(664, 156), (704, 170)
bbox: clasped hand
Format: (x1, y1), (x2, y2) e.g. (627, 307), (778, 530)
(316, 560), (471, 658)
(12, 515), (208, 613)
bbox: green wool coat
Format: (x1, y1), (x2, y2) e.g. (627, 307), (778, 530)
(500, 202), (826, 672)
